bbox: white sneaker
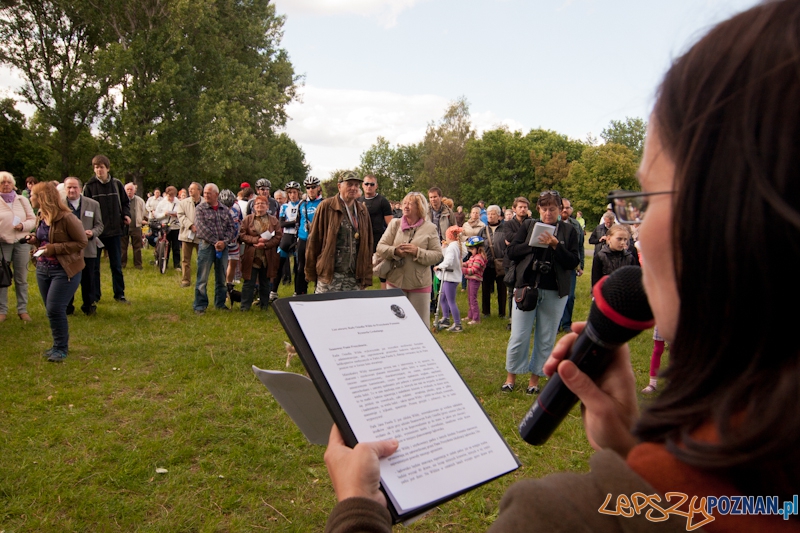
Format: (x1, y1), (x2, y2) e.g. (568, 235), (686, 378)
(269, 291), (279, 302)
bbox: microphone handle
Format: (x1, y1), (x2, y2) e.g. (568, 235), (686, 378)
(518, 323), (617, 445)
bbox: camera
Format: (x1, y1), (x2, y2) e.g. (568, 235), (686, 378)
(532, 259), (552, 275)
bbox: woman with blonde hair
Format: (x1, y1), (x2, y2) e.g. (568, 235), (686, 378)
(0, 171), (37, 322)
(376, 192), (443, 326)
(24, 182), (87, 362)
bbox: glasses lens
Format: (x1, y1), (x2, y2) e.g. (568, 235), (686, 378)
(363, 183), (376, 186)
(609, 193), (646, 223)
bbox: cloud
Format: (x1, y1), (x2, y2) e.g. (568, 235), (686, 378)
(282, 85), (524, 179)
(274, 0), (427, 28)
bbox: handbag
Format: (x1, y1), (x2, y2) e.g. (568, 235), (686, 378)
(374, 257), (394, 278)
(0, 247), (12, 288)
(513, 284), (538, 312)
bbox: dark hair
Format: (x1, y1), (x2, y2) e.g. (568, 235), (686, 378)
(512, 196), (529, 209)
(637, 0), (800, 498)
(91, 154), (110, 168)
(427, 187), (442, 197)
(165, 186), (178, 196)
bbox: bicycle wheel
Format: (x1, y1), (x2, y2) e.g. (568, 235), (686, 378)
(156, 241), (168, 274)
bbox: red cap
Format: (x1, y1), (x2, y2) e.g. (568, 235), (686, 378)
(240, 182), (251, 189)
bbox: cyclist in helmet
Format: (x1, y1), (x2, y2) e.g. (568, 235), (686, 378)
(277, 181), (302, 292)
(247, 178), (278, 217)
(295, 176), (323, 295)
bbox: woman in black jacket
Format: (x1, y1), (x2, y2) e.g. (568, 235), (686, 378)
(501, 191), (580, 394)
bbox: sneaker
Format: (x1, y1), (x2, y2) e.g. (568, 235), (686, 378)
(447, 324), (463, 332)
(506, 323), (512, 331)
(216, 306), (230, 311)
(47, 349), (67, 362)
(501, 383), (514, 393)
(43, 347), (56, 358)
(526, 385), (541, 395)
(114, 296), (130, 305)
(194, 309), (206, 315)
(268, 291), (279, 303)
(439, 317), (451, 327)
(641, 384), (657, 394)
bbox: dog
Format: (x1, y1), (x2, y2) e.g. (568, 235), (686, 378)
(284, 341), (296, 367)
(227, 283), (241, 307)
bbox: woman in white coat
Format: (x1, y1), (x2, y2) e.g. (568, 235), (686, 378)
(433, 225), (464, 332)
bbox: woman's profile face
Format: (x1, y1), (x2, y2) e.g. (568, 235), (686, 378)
(637, 123), (679, 341)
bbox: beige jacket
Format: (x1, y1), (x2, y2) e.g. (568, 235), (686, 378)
(177, 197), (201, 243)
(462, 218), (486, 238)
(0, 194), (36, 244)
(376, 218), (443, 290)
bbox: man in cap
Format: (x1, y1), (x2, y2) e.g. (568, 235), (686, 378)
(305, 171), (373, 293)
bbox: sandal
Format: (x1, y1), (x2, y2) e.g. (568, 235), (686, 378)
(501, 383), (514, 393)
(526, 385), (540, 395)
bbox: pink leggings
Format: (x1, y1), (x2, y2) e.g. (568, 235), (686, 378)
(649, 340), (665, 378)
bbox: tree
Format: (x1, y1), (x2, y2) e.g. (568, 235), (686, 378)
(415, 97), (475, 203)
(95, 0), (299, 192)
(562, 143), (640, 223)
(0, 0), (111, 178)
(601, 117), (647, 160)
(0, 98), (26, 177)
(358, 136), (422, 200)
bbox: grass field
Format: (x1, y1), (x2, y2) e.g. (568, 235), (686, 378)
(0, 250), (665, 532)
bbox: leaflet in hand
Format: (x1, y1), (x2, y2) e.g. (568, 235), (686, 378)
(260, 230), (274, 240)
(270, 291), (519, 523)
(528, 222), (556, 248)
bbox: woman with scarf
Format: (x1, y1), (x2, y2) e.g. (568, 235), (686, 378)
(376, 192), (443, 326)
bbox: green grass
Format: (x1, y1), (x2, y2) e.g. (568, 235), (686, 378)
(0, 251), (666, 532)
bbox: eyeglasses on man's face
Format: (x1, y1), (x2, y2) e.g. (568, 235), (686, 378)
(363, 182), (376, 187)
(607, 190), (675, 223)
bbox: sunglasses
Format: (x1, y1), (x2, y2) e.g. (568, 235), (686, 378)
(363, 182), (376, 187)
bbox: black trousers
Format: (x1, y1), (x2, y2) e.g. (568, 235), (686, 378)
(295, 239), (309, 295)
(481, 265), (507, 318)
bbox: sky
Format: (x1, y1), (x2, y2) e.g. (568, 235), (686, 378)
(1, 0), (761, 180)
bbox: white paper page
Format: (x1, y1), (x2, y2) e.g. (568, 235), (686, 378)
(12, 216), (21, 226)
(290, 296), (518, 514)
(528, 222), (556, 248)
(260, 230), (274, 240)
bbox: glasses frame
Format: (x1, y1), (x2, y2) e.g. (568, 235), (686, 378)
(607, 190), (675, 224)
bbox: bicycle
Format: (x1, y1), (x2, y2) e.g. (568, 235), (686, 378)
(149, 220), (169, 274)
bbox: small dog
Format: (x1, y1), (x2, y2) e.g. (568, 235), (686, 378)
(284, 341), (296, 367)
(227, 283), (241, 307)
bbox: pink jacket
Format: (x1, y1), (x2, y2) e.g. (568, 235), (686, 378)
(0, 194), (36, 244)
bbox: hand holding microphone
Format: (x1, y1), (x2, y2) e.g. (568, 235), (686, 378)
(518, 266), (654, 450)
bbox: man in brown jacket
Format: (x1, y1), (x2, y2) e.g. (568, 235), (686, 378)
(305, 171), (373, 293)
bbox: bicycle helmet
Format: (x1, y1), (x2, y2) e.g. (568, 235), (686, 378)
(255, 178), (272, 190)
(465, 235), (485, 247)
(285, 181), (301, 191)
(218, 189), (236, 208)
(303, 176), (320, 188)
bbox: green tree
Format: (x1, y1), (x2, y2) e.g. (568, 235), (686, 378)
(601, 117), (647, 160)
(96, 0), (299, 192)
(0, 98), (26, 178)
(357, 136), (422, 200)
(415, 97), (475, 203)
(562, 143), (640, 223)
(0, 0), (111, 178)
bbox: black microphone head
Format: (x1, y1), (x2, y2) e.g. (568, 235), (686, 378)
(588, 266), (654, 345)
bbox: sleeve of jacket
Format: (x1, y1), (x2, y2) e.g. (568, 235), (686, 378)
(376, 218), (400, 260)
(506, 220), (534, 261)
(88, 198), (104, 237)
(588, 224), (603, 245)
(20, 196), (36, 233)
(414, 226), (443, 266)
(118, 180), (131, 221)
(553, 223), (580, 271)
(177, 200), (190, 231)
(46, 214), (88, 256)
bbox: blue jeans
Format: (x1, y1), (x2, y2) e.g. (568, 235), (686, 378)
(194, 242), (228, 311)
(505, 288), (568, 377)
(95, 235), (125, 300)
(36, 266), (81, 352)
(559, 269), (578, 331)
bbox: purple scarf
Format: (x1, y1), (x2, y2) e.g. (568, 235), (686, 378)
(400, 216), (424, 232)
(1, 191), (16, 204)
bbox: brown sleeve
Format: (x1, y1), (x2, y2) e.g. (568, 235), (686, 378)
(47, 214), (88, 256)
(324, 497), (392, 533)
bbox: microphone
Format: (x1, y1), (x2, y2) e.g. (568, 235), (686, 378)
(518, 266), (654, 445)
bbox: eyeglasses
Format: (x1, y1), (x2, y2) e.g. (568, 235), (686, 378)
(363, 182), (376, 187)
(607, 190), (675, 224)
(258, 187), (269, 191)
(539, 190), (560, 199)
